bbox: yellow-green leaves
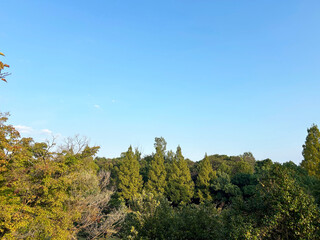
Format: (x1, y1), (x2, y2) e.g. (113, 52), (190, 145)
(117, 146), (143, 201)
(0, 51), (10, 83)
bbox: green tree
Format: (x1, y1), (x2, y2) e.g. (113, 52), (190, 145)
(196, 154), (216, 202)
(211, 171), (241, 207)
(166, 146), (194, 205)
(145, 141), (167, 195)
(0, 114), (105, 239)
(117, 146), (143, 201)
(301, 124), (320, 177)
(154, 137), (167, 157)
(240, 152), (255, 168)
(224, 164), (320, 239)
(231, 160), (254, 176)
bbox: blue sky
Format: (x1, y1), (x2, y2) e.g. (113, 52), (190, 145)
(1, 0), (320, 163)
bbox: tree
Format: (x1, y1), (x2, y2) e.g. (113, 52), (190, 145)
(0, 113), (28, 238)
(210, 171), (241, 207)
(196, 154), (216, 202)
(0, 52), (10, 83)
(0, 114), (108, 239)
(166, 146), (194, 205)
(301, 124), (320, 177)
(154, 137), (167, 157)
(225, 164), (320, 239)
(76, 171), (127, 239)
(231, 160), (254, 176)
(117, 146), (143, 201)
(145, 140), (167, 195)
(240, 152), (255, 168)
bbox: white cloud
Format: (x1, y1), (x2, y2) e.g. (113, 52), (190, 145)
(41, 129), (53, 135)
(14, 125), (55, 137)
(94, 104), (101, 109)
(14, 125), (33, 134)
(111, 99), (116, 103)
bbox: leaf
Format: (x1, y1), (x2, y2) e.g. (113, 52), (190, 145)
(1, 78), (7, 82)
(4, 64), (9, 68)
(0, 52), (5, 56)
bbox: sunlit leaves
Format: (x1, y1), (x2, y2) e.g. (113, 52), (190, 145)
(0, 51), (10, 83)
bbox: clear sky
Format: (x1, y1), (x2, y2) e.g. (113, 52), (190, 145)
(1, 0), (320, 163)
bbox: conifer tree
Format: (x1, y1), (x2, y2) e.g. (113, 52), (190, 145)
(145, 143), (167, 195)
(166, 146), (194, 205)
(301, 124), (320, 177)
(117, 146), (143, 201)
(196, 154), (216, 202)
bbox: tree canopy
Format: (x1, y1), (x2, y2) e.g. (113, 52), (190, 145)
(1, 112), (320, 239)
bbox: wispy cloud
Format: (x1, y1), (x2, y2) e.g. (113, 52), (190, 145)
(14, 125), (33, 134)
(111, 99), (116, 103)
(94, 104), (101, 109)
(14, 125), (56, 137)
(41, 129), (53, 135)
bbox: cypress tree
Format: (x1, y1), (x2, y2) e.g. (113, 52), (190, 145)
(145, 144), (167, 195)
(301, 124), (320, 177)
(117, 146), (143, 201)
(166, 146), (194, 205)
(196, 154), (216, 202)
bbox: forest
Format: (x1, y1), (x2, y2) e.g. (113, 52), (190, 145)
(1, 111), (320, 239)
(2, 0), (320, 238)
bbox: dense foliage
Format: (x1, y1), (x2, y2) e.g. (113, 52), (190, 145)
(1, 113), (320, 239)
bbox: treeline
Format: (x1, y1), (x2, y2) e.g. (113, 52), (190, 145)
(1, 113), (320, 239)
(96, 138), (256, 206)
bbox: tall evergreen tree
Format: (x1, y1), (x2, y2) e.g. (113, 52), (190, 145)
(117, 146), (143, 201)
(301, 124), (320, 177)
(166, 146), (194, 205)
(196, 154), (216, 202)
(145, 142), (167, 195)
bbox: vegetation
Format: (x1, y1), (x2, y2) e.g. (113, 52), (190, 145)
(1, 52), (319, 240)
(166, 146), (194, 205)
(145, 140), (167, 196)
(116, 146), (143, 201)
(1, 112), (320, 239)
(0, 52), (10, 83)
(301, 124), (320, 176)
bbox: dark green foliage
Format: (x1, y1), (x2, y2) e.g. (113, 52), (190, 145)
(185, 158), (198, 182)
(283, 161), (320, 206)
(121, 196), (223, 240)
(139, 155), (153, 183)
(255, 158), (273, 175)
(231, 173), (258, 198)
(224, 163), (320, 239)
(211, 171), (241, 207)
